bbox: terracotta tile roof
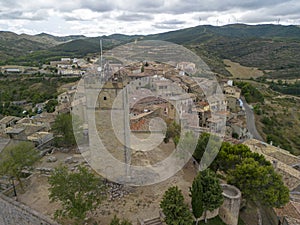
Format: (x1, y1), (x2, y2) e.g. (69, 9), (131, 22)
(274, 201), (300, 220)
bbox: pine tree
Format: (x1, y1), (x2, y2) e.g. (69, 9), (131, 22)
(227, 158), (289, 208)
(190, 169), (224, 223)
(160, 186), (193, 225)
(201, 169), (224, 223)
(190, 173), (204, 225)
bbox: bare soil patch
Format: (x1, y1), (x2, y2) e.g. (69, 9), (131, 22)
(18, 147), (198, 224)
(224, 59), (264, 79)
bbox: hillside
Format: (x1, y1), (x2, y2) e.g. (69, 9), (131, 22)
(0, 31), (50, 61)
(1, 24), (300, 78)
(146, 24), (300, 43)
(144, 24), (300, 78)
(0, 32), (138, 66)
(35, 33), (85, 43)
(0, 32), (86, 66)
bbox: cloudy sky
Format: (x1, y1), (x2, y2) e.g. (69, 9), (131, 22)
(0, 0), (299, 36)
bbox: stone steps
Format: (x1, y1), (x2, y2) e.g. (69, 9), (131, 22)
(144, 217), (163, 225)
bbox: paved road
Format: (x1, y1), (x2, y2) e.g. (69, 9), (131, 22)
(241, 98), (264, 141)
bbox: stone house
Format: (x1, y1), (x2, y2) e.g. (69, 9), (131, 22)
(57, 89), (76, 104)
(168, 93), (194, 123)
(176, 62), (196, 75)
(97, 78), (127, 110)
(228, 118), (248, 139)
(27, 131), (53, 146)
(223, 85), (241, 99)
(5, 123), (47, 141)
(0, 116), (20, 131)
(226, 96), (240, 112)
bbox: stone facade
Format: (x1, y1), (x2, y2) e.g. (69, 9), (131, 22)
(219, 184), (242, 225)
(0, 194), (59, 225)
(199, 208), (220, 221)
(97, 81), (125, 109)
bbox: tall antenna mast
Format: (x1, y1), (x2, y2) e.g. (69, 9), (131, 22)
(123, 86), (131, 181)
(100, 39), (103, 78)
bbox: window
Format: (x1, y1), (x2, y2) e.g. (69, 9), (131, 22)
(103, 96), (107, 100)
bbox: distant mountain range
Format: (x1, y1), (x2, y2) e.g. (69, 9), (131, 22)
(1, 24), (300, 78)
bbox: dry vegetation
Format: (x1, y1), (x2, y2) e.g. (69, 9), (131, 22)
(224, 59), (264, 79)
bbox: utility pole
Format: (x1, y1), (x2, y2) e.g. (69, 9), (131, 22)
(123, 86), (131, 181)
(99, 39), (103, 81)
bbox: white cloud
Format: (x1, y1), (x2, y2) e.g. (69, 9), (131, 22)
(0, 0), (299, 36)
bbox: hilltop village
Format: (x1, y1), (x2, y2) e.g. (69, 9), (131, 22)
(0, 56), (299, 225)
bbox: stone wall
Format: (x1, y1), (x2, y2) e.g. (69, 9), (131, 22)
(199, 208), (219, 221)
(219, 184), (241, 225)
(98, 87), (122, 109)
(0, 194), (59, 225)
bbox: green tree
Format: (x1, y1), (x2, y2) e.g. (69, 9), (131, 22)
(193, 133), (222, 171)
(52, 113), (79, 146)
(160, 186), (194, 225)
(193, 132), (210, 162)
(236, 82), (264, 103)
(227, 158), (289, 208)
(212, 143), (270, 172)
(232, 132), (239, 139)
(199, 169), (224, 223)
(164, 121), (181, 146)
(0, 142), (39, 190)
(48, 165), (106, 222)
(190, 173), (204, 225)
(44, 99), (58, 113)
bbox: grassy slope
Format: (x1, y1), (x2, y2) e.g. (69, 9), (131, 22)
(224, 59), (264, 79)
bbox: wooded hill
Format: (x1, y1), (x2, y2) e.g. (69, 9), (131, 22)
(1, 24), (300, 78)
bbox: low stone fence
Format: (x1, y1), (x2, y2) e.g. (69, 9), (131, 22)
(0, 193), (59, 225)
